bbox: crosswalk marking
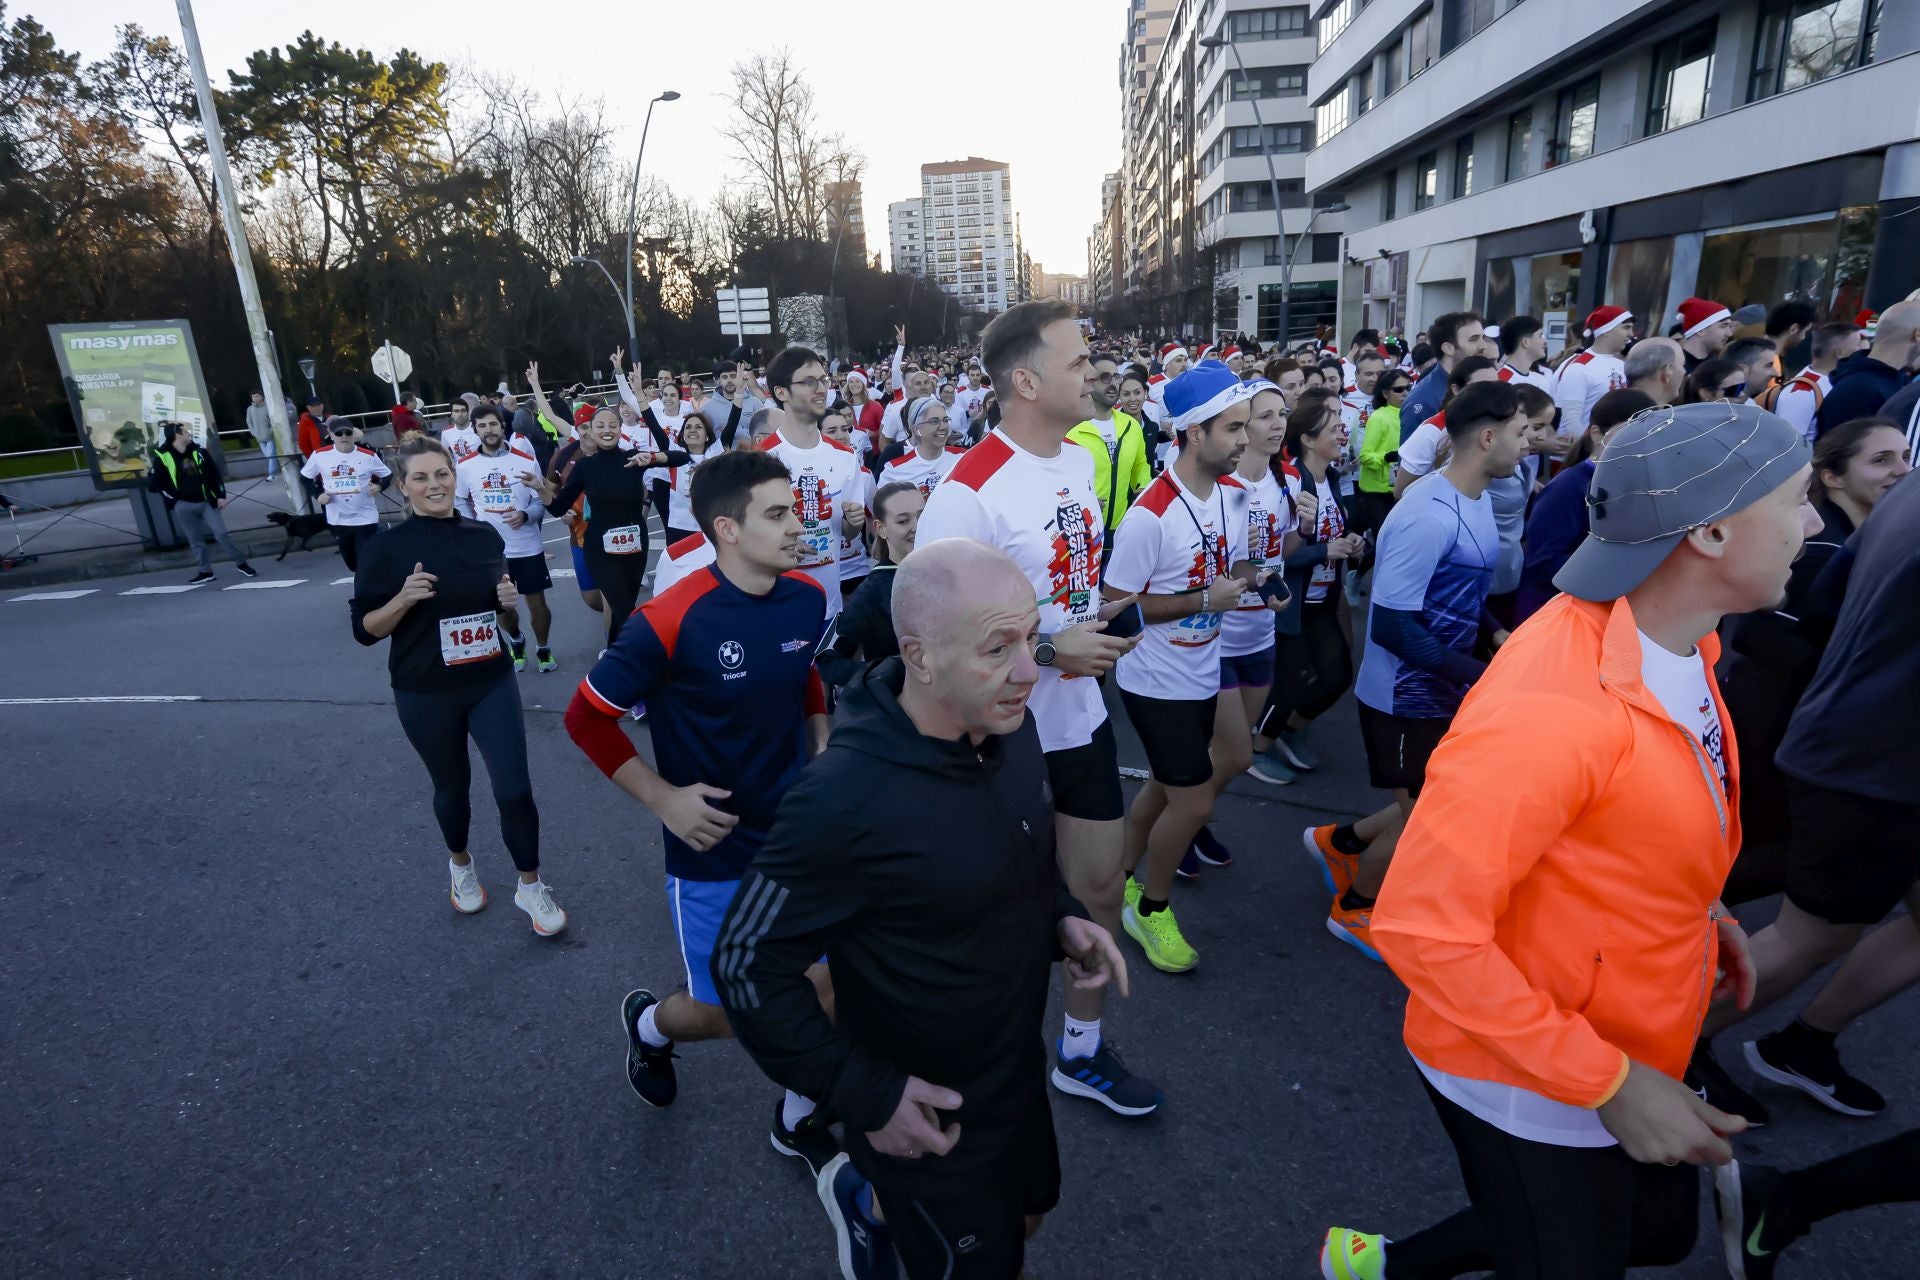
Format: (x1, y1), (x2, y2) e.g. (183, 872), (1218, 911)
(121, 584), (210, 595)
(550, 569), (576, 579)
(332, 577), (355, 585)
(9, 589), (98, 601)
(223, 580), (305, 590)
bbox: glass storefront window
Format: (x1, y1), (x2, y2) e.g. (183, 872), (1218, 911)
(1695, 207), (1878, 321)
(1257, 280), (1337, 343)
(1606, 236), (1678, 340)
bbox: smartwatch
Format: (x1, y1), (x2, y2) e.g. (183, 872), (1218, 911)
(1034, 636), (1058, 667)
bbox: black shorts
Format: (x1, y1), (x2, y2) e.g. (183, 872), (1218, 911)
(1784, 781), (1920, 925)
(1358, 702), (1449, 797)
(1118, 688), (1217, 789)
(505, 552), (552, 596)
(1042, 717), (1124, 822)
(868, 1105), (1061, 1280)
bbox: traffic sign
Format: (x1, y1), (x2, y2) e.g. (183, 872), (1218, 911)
(732, 323), (774, 335)
(371, 342), (412, 383)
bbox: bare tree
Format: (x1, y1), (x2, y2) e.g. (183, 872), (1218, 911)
(723, 49), (864, 242)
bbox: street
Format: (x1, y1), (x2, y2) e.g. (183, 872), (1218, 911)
(3, 545), (1915, 1280)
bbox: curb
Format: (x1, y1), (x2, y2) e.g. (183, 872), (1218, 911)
(1, 525), (341, 590)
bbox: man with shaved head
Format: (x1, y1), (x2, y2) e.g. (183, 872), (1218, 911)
(716, 535), (1129, 1280)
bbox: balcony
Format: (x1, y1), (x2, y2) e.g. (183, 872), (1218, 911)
(1309, 0), (1420, 96)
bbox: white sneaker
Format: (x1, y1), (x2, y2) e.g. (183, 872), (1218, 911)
(514, 880), (568, 936)
(449, 860), (487, 914)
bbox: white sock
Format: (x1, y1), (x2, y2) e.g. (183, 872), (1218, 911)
(638, 1003), (671, 1048)
(518, 876), (541, 892)
(450, 858), (470, 876)
(781, 1090), (817, 1130)
(1061, 1015), (1101, 1060)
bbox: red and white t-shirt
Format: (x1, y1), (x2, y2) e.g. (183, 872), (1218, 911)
(760, 428), (862, 616)
(1220, 468), (1290, 658)
(916, 428), (1108, 753)
(300, 445), (390, 527)
(1497, 362), (1557, 396)
(454, 445), (545, 558)
(1773, 369), (1828, 443)
(883, 446), (966, 497)
(839, 467), (875, 584)
(1553, 351), (1626, 440)
(1107, 470), (1248, 701)
(651, 531), (715, 598)
(1297, 469), (1346, 602)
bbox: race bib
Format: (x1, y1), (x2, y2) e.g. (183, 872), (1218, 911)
(602, 524), (644, 555)
(797, 522), (834, 569)
(1170, 611), (1223, 647)
(438, 611), (500, 666)
(325, 472), (361, 495)
(478, 485), (514, 514)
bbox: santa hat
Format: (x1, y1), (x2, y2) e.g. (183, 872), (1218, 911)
(1158, 342), (1187, 363)
(843, 370), (868, 389)
(1582, 305), (1632, 339)
(1675, 297), (1731, 339)
(1165, 360), (1253, 434)
(573, 404), (596, 426)
(1195, 343), (1217, 362)
(1221, 344), (1241, 359)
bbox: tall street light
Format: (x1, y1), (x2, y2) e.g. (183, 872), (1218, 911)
(1199, 34), (1349, 346)
(623, 91), (680, 357)
(570, 256), (628, 339)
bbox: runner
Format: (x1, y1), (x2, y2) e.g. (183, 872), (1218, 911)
(543, 403), (605, 621)
(301, 419), (392, 571)
(453, 407), (555, 673)
(916, 299), (1162, 1117)
(818, 481), (922, 686)
(1309, 381), (1528, 961)
(881, 396), (965, 496)
(760, 346), (866, 620)
(1108, 362), (1273, 970)
(821, 408), (875, 600)
(1554, 306), (1633, 442)
(1066, 353), (1153, 565)
(1321, 400), (1814, 1280)
(663, 410), (724, 546)
(562, 449), (833, 1169)
(1715, 1130), (1920, 1279)
(349, 437), (566, 935)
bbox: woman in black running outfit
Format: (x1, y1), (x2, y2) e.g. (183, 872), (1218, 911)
(350, 437), (567, 935)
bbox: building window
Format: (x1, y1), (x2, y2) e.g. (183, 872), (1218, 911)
(1382, 39), (1404, 97)
(1749, 0), (1880, 101)
(1414, 152), (1439, 210)
(1318, 0), (1354, 52)
(1229, 180), (1304, 212)
(1355, 64), (1374, 116)
(1382, 167), (1397, 221)
(1547, 75), (1600, 166)
(1406, 7), (1440, 79)
(1505, 108), (1533, 181)
(1452, 133), (1475, 198)
(1228, 6), (1309, 41)
(1647, 21), (1716, 134)
(1315, 91), (1350, 146)
(1230, 123), (1309, 155)
(1231, 65), (1309, 99)
(1441, 0), (1497, 53)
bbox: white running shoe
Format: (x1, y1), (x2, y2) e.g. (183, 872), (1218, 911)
(449, 860), (487, 914)
(514, 880), (568, 936)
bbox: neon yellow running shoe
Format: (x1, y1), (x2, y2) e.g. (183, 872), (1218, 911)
(1122, 901), (1197, 973)
(1123, 875), (1143, 913)
(1320, 1227), (1387, 1280)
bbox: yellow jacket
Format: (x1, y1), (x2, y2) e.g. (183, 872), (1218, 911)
(1066, 411), (1153, 533)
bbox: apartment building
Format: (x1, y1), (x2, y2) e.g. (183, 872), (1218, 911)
(1091, 171), (1123, 306)
(1307, 0), (1918, 346)
(888, 199), (923, 277)
(918, 158), (1022, 316)
(824, 179), (866, 262)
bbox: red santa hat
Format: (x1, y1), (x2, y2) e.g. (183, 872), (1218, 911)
(1582, 305), (1632, 339)
(1195, 343), (1216, 362)
(1674, 297), (1731, 339)
(1158, 342), (1187, 363)
(1221, 344), (1241, 359)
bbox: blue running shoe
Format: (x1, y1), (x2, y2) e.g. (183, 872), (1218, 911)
(1050, 1038), (1163, 1116)
(1175, 844), (1203, 880)
(1192, 824), (1233, 867)
(817, 1153), (898, 1280)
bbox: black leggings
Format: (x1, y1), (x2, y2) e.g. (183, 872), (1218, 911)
(335, 522), (381, 572)
(585, 539), (649, 645)
(1258, 597), (1351, 737)
(1388, 1078), (1697, 1279)
(1768, 1126), (1920, 1245)
(393, 675), (540, 873)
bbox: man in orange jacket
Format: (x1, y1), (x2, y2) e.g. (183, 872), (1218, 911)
(1320, 401), (1817, 1280)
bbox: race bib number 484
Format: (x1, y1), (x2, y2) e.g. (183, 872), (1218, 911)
(602, 525), (644, 555)
(439, 611), (500, 666)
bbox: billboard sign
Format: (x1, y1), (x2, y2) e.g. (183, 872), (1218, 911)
(48, 319), (221, 491)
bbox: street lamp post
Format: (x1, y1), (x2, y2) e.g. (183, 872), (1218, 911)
(623, 91), (680, 357)
(570, 256), (629, 337)
(1199, 35), (1349, 347)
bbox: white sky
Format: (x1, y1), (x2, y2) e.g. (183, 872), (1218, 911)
(45, 0), (1123, 275)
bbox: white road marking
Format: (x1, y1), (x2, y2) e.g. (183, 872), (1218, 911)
(121, 584), (210, 595)
(224, 580), (305, 590)
(550, 569), (575, 579)
(0, 695), (203, 704)
(332, 577), (355, 585)
(8, 590), (98, 601)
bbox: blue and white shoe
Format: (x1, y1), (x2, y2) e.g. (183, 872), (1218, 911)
(1275, 726), (1321, 771)
(817, 1153), (898, 1280)
(1049, 1038), (1163, 1116)
(1191, 824), (1233, 867)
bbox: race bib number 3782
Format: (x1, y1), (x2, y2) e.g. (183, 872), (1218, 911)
(439, 611), (501, 666)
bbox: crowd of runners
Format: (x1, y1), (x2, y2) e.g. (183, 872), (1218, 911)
(278, 290), (1920, 1278)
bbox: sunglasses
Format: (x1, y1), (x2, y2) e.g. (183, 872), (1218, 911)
(1716, 382), (1747, 399)
(1387, 384), (1410, 395)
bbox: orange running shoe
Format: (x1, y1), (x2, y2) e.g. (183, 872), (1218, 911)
(1304, 825), (1360, 899)
(1326, 894), (1382, 963)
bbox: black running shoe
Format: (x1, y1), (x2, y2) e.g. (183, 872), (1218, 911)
(1744, 1031), (1885, 1117)
(770, 1098), (841, 1178)
(817, 1153), (898, 1280)
(1192, 824), (1233, 867)
(1713, 1159), (1784, 1280)
(620, 988), (677, 1107)
(1686, 1041), (1769, 1128)
(1049, 1038), (1163, 1116)
(188, 571), (215, 585)
(236, 562), (258, 578)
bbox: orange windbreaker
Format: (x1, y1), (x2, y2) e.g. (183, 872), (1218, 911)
(1373, 592), (1741, 1109)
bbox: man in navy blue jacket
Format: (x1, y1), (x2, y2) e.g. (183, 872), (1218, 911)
(1815, 300), (1920, 436)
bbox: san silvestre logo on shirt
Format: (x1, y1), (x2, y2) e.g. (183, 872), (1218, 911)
(1046, 498), (1100, 614)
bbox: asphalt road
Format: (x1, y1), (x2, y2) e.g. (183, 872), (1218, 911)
(3, 544), (1914, 1279)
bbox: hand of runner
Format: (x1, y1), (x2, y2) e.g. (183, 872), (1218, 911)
(317, 491), (333, 506)
(1203, 574), (1244, 612)
(525, 360), (541, 389)
(1327, 533), (1366, 561)
(658, 782), (739, 850)
(1049, 617), (1131, 677)
(842, 502), (867, 534)
(1057, 916), (1129, 997)
(495, 574), (519, 610)
(502, 510), (527, 529)
(398, 562), (437, 604)
(1294, 489), (1320, 529)
(867, 1076), (963, 1160)
(1711, 911), (1756, 1011)
(894, 324), (906, 345)
(610, 346), (624, 370)
(1597, 1059), (1746, 1166)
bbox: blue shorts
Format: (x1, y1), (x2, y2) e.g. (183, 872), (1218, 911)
(570, 542), (596, 591)
(1218, 645), (1276, 690)
(666, 874), (740, 1006)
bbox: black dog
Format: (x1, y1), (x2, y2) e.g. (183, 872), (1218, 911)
(265, 510), (334, 560)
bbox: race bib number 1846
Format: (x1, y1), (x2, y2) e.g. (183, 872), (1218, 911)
(438, 611), (500, 666)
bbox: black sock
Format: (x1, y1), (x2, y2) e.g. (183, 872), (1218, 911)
(1331, 824), (1369, 855)
(1139, 895), (1169, 916)
(1340, 888), (1375, 911)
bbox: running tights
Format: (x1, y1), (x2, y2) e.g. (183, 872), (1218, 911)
(1387, 1079), (1696, 1280)
(392, 675), (539, 873)
(1258, 599), (1351, 738)
(334, 522), (381, 572)
(586, 542), (648, 645)
(1768, 1126), (1920, 1244)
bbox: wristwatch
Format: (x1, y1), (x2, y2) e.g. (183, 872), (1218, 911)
(1034, 636), (1058, 667)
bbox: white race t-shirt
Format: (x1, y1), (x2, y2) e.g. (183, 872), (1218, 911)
(454, 446), (545, 558)
(1772, 370), (1829, 444)
(883, 446), (964, 497)
(1637, 630), (1728, 791)
(839, 468), (875, 583)
(1398, 419), (1448, 481)
(300, 446), (391, 527)
(1298, 470), (1346, 602)
(665, 442), (724, 533)
(916, 428), (1108, 753)
(1220, 468), (1289, 658)
(760, 428), (862, 617)
(1554, 351), (1627, 441)
(1107, 470), (1248, 701)
(651, 531), (716, 597)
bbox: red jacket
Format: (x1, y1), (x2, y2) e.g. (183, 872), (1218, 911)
(297, 413), (326, 458)
(391, 405), (424, 436)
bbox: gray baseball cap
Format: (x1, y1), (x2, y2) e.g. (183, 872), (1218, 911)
(1554, 401), (1811, 602)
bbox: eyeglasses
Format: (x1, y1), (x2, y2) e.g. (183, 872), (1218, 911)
(790, 377), (829, 390)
